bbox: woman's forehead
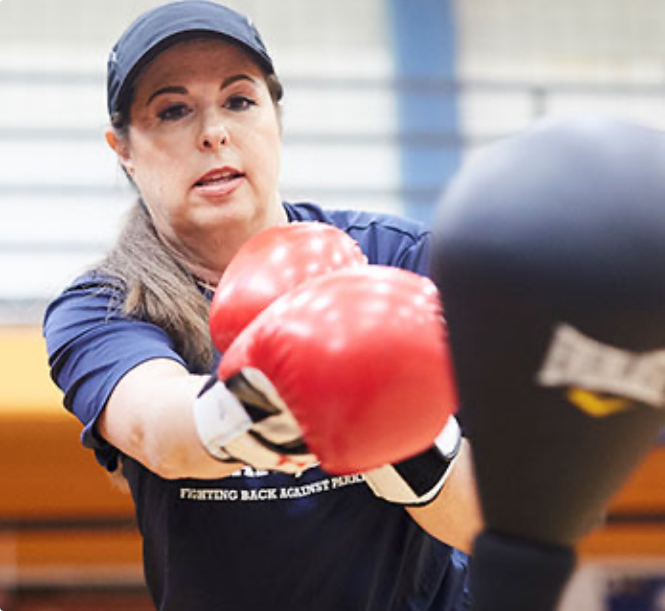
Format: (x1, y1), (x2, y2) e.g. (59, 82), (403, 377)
(135, 37), (264, 88)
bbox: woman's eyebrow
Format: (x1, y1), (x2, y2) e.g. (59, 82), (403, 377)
(147, 85), (188, 106)
(220, 74), (256, 90)
(146, 75), (257, 106)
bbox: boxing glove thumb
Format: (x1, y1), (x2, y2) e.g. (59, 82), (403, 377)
(210, 222), (366, 352)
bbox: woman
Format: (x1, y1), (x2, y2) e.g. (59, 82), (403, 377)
(43, 2), (481, 609)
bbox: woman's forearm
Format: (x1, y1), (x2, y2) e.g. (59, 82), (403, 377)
(406, 439), (483, 554)
(98, 358), (241, 479)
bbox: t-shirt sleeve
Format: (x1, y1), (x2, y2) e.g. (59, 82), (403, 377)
(393, 231), (432, 276)
(43, 276), (186, 471)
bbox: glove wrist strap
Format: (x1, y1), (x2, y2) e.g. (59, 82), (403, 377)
(193, 371), (318, 474)
(193, 375), (253, 462)
(365, 416), (462, 506)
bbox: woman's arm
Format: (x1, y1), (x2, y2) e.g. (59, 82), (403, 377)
(98, 358), (241, 480)
(406, 439), (483, 554)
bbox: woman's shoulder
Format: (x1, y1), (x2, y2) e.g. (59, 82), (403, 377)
(284, 201), (428, 240)
(46, 268), (124, 306)
(44, 268), (123, 318)
(284, 201), (431, 271)
(42, 268), (126, 347)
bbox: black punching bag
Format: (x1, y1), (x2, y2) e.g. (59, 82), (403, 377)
(432, 116), (665, 611)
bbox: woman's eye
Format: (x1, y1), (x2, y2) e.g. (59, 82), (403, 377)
(158, 104), (190, 121)
(226, 96), (256, 111)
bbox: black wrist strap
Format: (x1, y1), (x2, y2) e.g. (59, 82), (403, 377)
(225, 371), (280, 422)
(392, 444), (454, 498)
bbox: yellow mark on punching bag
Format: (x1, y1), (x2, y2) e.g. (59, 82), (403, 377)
(567, 388), (632, 418)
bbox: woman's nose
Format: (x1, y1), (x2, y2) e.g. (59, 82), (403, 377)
(198, 111), (229, 152)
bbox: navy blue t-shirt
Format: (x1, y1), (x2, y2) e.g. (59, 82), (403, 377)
(43, 202), (471, 611)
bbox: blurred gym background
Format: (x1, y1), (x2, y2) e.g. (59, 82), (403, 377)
(1, 0), (664, 609)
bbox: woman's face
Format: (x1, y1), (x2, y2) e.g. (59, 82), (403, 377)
(108, 38), (284, 277)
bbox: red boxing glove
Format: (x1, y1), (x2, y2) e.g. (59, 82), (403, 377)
(210, 222), (367, 352)
(218, 266), (458, 474)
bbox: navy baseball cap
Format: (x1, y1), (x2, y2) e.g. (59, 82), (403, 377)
(107, 0), (275, 116)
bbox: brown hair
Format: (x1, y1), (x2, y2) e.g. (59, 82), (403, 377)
(97, 201), (214, 371)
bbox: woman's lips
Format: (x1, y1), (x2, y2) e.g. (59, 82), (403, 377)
(193, 168), (245, 197)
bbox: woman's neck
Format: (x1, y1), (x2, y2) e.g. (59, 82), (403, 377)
(160, 202), (289, 286)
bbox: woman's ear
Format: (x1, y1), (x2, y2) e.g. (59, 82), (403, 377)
(105, 128), (134, 176)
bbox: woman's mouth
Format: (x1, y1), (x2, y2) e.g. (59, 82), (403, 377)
(193, 168), (245, 196)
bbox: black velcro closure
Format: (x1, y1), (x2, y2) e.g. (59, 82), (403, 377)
(225, 372), (280, 423)
(248, 430), (311, 456)
(392, 446), (452, 497)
